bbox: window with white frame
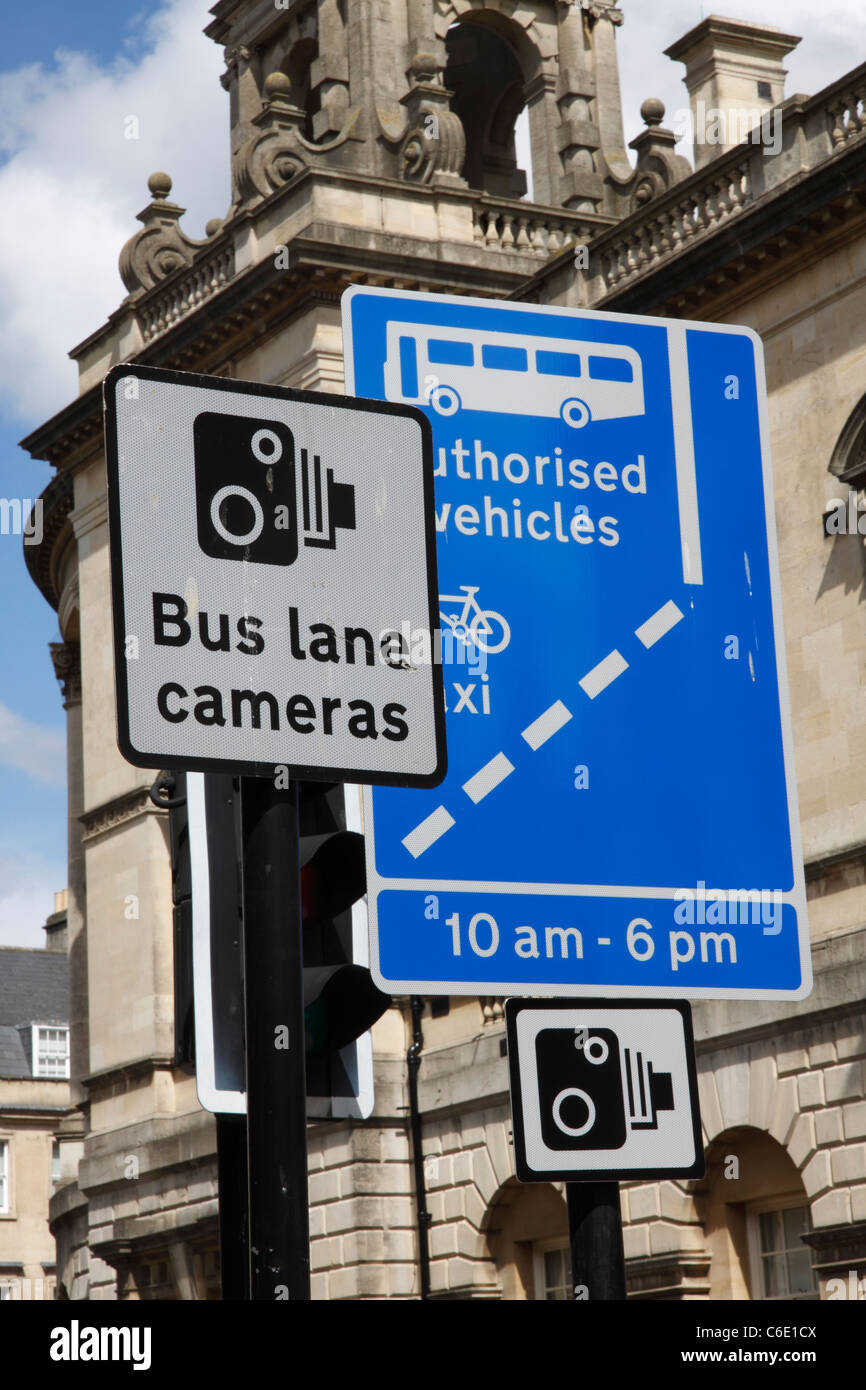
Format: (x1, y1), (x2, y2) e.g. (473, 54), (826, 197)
(747, 1202), (818, 1300)
(51, 1140), (61, 1192)
(0, 1284), (13, 1301)
(533, 1241), (572, 1300)
(0, 1140), (8, 1214)
(32, 1026), (69, 1079)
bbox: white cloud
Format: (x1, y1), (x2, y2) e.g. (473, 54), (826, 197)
(0, 0), (228, 425)
(0, 701), (65, 785)
(0, 857), (65, 947)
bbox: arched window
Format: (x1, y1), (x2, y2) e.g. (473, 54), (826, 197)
(485, 1178), (568, 1298)
(830, 393), (866, 493)
(444, 22), (529, 198)
(696, 1127), (817, 1300)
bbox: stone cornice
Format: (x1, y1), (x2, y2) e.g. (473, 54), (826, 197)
(801, 1220), (866, 1261)
(664, 15), (801, 65)
(22, 468), (74, 613)
(805, 838), (866, 881)
(19, 392), (104, 471)
(691, 924), (866, 1050)
(80, 787), (156, 844)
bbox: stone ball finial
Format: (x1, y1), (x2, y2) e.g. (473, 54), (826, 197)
(409, 51), (440, 82)
(205, 218), (224, 238)
(640, 98), (665, 128)
(147, 171), (173, 200)
(263, 71), (292, 101)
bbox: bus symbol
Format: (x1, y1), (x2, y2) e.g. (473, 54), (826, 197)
(384, 322), (645, 429)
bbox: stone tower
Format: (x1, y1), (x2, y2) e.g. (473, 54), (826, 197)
(206, 0), (637, 213)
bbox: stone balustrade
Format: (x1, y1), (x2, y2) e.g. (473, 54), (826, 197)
(827, 77), (866, 147)
(472, 197), (593, 258)
(480, 998), (505, 1025)
(138, 244), (235, 343)
(600, 157), (752, 292)
(590, 59), (866, 299)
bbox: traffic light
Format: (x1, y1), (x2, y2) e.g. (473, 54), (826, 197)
(165, 770), (388, 1116)
(297, 783), (390, 1112)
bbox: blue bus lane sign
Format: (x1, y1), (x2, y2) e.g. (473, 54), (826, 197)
(342, 287), (811, 1001)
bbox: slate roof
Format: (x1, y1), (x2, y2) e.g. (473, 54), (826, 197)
(0, 1027), (30, 1079)
(0, 949), (68, 1079)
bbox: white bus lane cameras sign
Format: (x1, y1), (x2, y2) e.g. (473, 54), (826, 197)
(103, 364), (446, 787)
(343, 287), (811, 1001)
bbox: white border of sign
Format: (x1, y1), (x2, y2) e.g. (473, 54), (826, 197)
(344, 288), (811, 1001)
(505, 998), (704, 1182)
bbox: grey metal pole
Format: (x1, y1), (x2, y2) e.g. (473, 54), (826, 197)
(407, 996), (431, 1299)
(240, 777), (310, 1301)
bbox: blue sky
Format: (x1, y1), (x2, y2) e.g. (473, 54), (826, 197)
(0, 0), (227, 945)
(2, 0), (864, 946)
(0, 3), (170, 947)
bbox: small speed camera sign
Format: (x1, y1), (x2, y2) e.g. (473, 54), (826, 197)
(505, 998), (703, 1182)
(103, 364), (446, 787)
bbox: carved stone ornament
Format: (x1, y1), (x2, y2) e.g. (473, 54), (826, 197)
(626, 99), (693, 212)
(234, 72), (361, 204)
(220, 44), (253, 92)
(398, 53), (466, 185)
(376, 101), (409, 144)
(401, 105), (466, 182)
(49, 640), (81, 708)
(580, 0), (624, 24)
(118, 173), (211, 295)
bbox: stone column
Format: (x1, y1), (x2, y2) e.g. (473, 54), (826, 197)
(221, 45), (261, 206)
(310, 0), (350, 139)
(407, 0), (436, 54)
(554, 1), (603, 211)
(522, 66), (561, 208)
(50, 635), (88, 1107)
(345, 0), (405, 174)
(585, 0), (632, 187)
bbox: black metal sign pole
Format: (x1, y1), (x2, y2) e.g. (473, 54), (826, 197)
(566, 1182), (627, 1301)
(240, 776), (310, 1301)
(216, 1115), (250, 1300)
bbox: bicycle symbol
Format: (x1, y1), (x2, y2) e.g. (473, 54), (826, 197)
(438, 585), (511, 654)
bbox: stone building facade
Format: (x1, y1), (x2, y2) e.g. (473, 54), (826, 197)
(20, 0), (866, 1298)
(0, 923), (70, 1301)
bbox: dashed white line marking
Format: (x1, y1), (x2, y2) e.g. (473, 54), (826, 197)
(401, 596), (684, 858)
(402, 806), (455, 859)
(522, 700), (573, 750)
(463, 753), (515, 804)
(579, 649), (628, 699)
(635, 600), (684, 649)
